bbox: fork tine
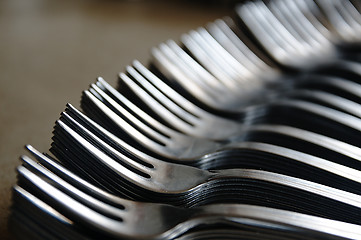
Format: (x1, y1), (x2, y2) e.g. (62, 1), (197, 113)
(270, 0), (325, 54)
(81, 85), (172, 148)
(244, 1), (300, 51)
(59, 112), (156, 175)
(193, 27), (254, 82)
(132, 59), (215, 117)
(163, 40), (230, 91)
(156, 39), (260, 110)
(67, 98), (361, 178)
(11, 185), (92, 240)
(254, 1), (308, 52)
(132, 59), (251, 121)
(269, 1), (309, 46)
(63, 103), (215, 164)
(181, 32), (241, 88)
(206, 19), (275, 78)
(51, 118), (176, 199)
(122, 65), (247, 140)
(277, 0), (331, 47)
(16, 164), (130, 238)
(159, 41), (230, 94)
(21, 154), (127, 219)
(316, 0), (359, 42)
(25, 145), (133, 209)
(53, 118), (153, 184)
(151, 47), (233, 110)
(236, 3), (290, 66)
(236, 1), (319, 69)
(63, 103), (164, 166)
(119, 69), (199, 134)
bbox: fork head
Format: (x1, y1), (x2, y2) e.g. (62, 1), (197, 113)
(52, 111), (214, 194)
(16, 149), (200, 239)
(235, 0), (337, 70)
(118, 62), (249, 140)
(80, 78), (225, 160)
(17, 149), (360, 240)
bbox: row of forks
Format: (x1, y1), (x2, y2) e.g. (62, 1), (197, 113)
(11, 0), (361, 239)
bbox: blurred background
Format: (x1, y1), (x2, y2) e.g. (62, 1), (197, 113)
(0, 0), (236, 238)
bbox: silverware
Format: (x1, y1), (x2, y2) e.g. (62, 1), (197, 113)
(13, 147), (361, 239)
(80, 76), (361, 160)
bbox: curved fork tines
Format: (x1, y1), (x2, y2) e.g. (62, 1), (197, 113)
(16, 158), (361, 240)
(21, 154), (127, 219)
(269, 0), (334, 57)
(243, 1), (304, 53)
(61, 108), (361, 193)
(123, 63), (361, 143)
(236, 0), (341, 69)
(160, 40), (230, 93)
(235, 3), (293, 66)
(16, 166), (130, 238)
(81, 87), (223, 159)
(207, 18), (274, 77)
(181, 32), (241, 88)
(120, 64), (246, 140)
(192, 27), (254, 83)
(82, 87), (170, 150)
(84, 75), (361, 159)
(53, 107), (361, 207)
(151, 47), (239, 111)
(316, 0), (361, 42)
(25, 145), (132, 209)
(28, 128), (361, 224)
(65, 102), (361, 187)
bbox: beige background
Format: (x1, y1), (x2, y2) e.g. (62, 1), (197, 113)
(0, 0), (232, 239)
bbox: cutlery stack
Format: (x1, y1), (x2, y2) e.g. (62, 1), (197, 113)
(9, 0), (361, 239)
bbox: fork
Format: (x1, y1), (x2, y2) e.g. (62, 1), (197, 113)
(152, 32), (361, 113)
(12, 185), (318, 240)
(235, 0), (361, 70)
(60, 102), (361, 175)
(314, 0), (361, 44)
(81, 75), (361, 160)
(49, 119), (361, 225)
(51, 109), (361, 202)
(151, 41), (245, 111)
(206, 17), (279, 79)
(236, 0), (337, 70)
(119, 60), (361, 136)
(15, 149), (361, 240)
(151, 19), (281, 111)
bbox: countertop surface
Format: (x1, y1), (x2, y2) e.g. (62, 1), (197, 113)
(0, 1), (231, 238)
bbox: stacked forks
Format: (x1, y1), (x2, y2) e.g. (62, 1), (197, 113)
(10, 0), (361, 239)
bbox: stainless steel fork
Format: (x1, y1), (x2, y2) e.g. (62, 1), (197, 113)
(61, 102), (361, 176)
(50, 111), (361, 208)
(14, 149), (361, 240)
(119, 61), (361, 137)
(81, 76), (361, 160)
(151, 18), (280, 111)
(315, 0), (361, 43)
(236, 0), (337, 70)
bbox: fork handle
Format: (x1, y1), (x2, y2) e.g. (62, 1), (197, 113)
(194, 203), (361, 239)
(208, 168), (361, 209)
